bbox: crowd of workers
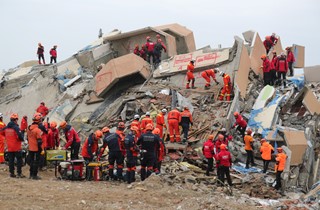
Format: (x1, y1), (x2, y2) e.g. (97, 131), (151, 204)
(37, 43), (58, 65)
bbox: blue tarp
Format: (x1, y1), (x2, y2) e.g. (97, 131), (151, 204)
(232, 163), (262, 174)
(287, 75), (304, 90)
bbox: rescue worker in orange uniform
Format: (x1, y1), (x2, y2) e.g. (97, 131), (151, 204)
(232, 112), (247, 137)
(286, 47), (295, 76)
(274, 147), (287, 190)
(216, 144), (232, 186)
(27, 113), (43, 180)
(201, 68), (220, 89)
(125, 126), (139, 184)
(219, 71), (232, 101)
(156, 109), (167, 138)
(167, 107), (181, 143)
(260, 138), (274, 173)
(202, 135), (215, 176)
(4, 113), (25, 178)
(20, 115), (28, 139)
(152, 128), (166, 174)
(131, 114), (141, 139)
(36, 102), (49, 118)
(60, 121), (81, 160)
(47, 121), (60, 149)
(0, 113), (6, 163)
(180, 106), (193, 144)
(140, 112), (153, 134)
(260, 54), (271, 86)
(186, 60), (196, 89)
(244, 128), (256, 169)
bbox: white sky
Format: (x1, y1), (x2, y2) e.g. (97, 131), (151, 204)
(0, 0), (319, 70)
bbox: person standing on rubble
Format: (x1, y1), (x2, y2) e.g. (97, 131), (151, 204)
(60, 121), (81, 160)
(140, 44), (147, 61)
(124, 126), (139, 184)
(37, 43), (45, 64)
(216, 144), (233, 186)
(186, 60), (196, 89)
(38, 117), (48, 171)
(270, 51), (278, 86)
(47, 121), (60, 149)
(232, 112), (247, 137)
(286, 47), (295, 76)
(260, 138), (274, 173)
(145, 36), (155, 64)
(260, 54), (271, 86)
(180, 106), (193, 144)
(218, 71), (232, 101)
(244, 128), (256, 169)
(276, 52), (288, 88)
(20, 115), (28, 140)
(263, 36), (274, 54)
(36, 102), (49, 118)
(137, 123), (160, 181)
(215, 134), (227, 154)
(153, 39), (167, 67)
(156, 109), (167, 138)
(0, 113), (6, 164)
(140, 112), (153, 134)
(152, 128), (166, 174)
(133, 44), (140, 56)
(49, 45), (57, 64)
(203, 135), (215, 176)
(274, 147), (287, 191)
(201, 68), (220, 90)
(131, 115), (141, 139)
(168, 107), (181, 143)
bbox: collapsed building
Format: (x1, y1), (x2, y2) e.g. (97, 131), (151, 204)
(0, 23), (319, 208)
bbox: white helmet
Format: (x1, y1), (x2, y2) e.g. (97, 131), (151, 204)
(0, 113), (3, 118)
(134, 114), (140, 120)
(215, 68), (220, 72)
(219, 71), (224, 76)
(146, 112), (150, 116)
(161, 109), (167, 113)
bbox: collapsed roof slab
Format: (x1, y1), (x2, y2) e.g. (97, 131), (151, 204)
(283, 129), (308, 165)
(95, 53), (150, 97)
(242, 30), (255, 45)
(304, 65), (320, 83)
(302, 87), (320, 115)
(249, 32), (265, 76)
(293, 44), (305, 68)
(57, 56), (82, 78)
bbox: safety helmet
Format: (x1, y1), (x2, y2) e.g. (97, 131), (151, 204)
(40, 102), (45, 105)
(60, 121), (67, 129)
(261, 54), (267, 59)
(152, 128), (160, 135)
(161, 109), (167, 113)
(246, 128), (252, 135)
(50, 121), (57, 128)
(218, 134), (224, 140)
(134, 114), (140, 120)
(265, 36), (271, 40)
(33, 113), (42, 122)
(0, 113), (3, 118)
(118, 122), (125, 129)
(215, 68), (220, 72)
(146, 36), (150, 40)
(260, 138), (266, 143)
(221, 128), (226, 132)
(23, 115), (28, 119)
(135, 44), (139, 48)
(220, 144), (227, 150)
(208, 135), (214, 140)
(141, 44), (145, 48)
(272, 50), (277, 54)
(146, 123), (154, 131)
(130, 126), (139, 132)
(156, 34), (161, 38)
(184, 106), (189, 110)
(102, 126), (110, 133)
(146, 112), (150, 116)
(95, 130), (103, 138)
(277, 147), (283, 152)
(219, 71), (224, 76)
(233, 112), (239, 117)
(281, 52), (285, 56)
(10, 113), (19, 120)
(190, 60), (195, 63)
(272, 33), (276, 37)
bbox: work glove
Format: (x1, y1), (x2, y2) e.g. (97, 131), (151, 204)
(40, 150), (45, 156)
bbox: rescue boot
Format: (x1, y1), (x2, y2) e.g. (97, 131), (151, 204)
(116, 168), (123, 181)
(108, 168), (114, 180)
(126, 171), (131, 184)
(140, 168), (146, 181)
(130, 171), (136, 183)
(146, 169), (153, 178)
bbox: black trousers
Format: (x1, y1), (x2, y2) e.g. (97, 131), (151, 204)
(288, 62), (294, 76)
(84, 157), (93, 180)
(206, 158), (213, 175)
(270, 70), (276, 85)
(108, 151), (124, 179)
(29, 151), (41, 177)
(218, 166), (232, 186)
(71, 142), (80, 160)
(237, 125), (246, 137)
(263, 160), (270, 173)
(50, 56), (57, 64)
(278, 72), (287, 87)
(147, 51), (155, 64)
(8, 151), (23, 175)
(263, 72), (271, 86)
(245, 150), (255, 167)
(141, 154), (155, 180)
(181, 124), (190, 141)
(38, 54), (45, 64)
(275, 170), (283, 190)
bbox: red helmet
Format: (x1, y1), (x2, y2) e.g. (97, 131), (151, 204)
(218, 134), (224, 140)
(102, 127), (110, 133)
(265, 36), (271, 40)
(95, 130), (103, 138)
(130, 126), (139, 132)
(135, 44), (139, 48)
(60, 121), (67, 129)
(146, 36), (150, 40)
(220, 144), (227, 150)
(118, 122), (125, 129)
(208, 135), (214, 140)
(233, 112), (239, 117)
(50, 121), (57, 128)
(152, 128), (160, 135)
(277, 147), (283, 152)
(146, 123), (154, 131)
(246, 128), (252, 135)
(10, 113), (19, 120)
(156, 34), (161, 39)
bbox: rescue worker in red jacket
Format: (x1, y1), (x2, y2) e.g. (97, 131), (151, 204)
(186, 60), (196, 89)
(27, 113), (43, 180)
(60, 121), (81, 160)
(156, 109), (167, 138)
(137, 123), (160, 181)
(140, 44), (147, 61)
(140, 112), (153, 134)
(38, 117), (48, 170)
(153, 39), (167, 66)
(4, 113), (25, 178)
(201, 68), (220, 89)
(270, 51), (278, 86)
(168, 107), (181, 143)
(263, 36), (274, 54)
(232, 112), (247, 138)
(49, 45), (57, 64)
(260, 138), (274, 173)
(124, 126), (139, 184)
(261, 54), (271, 86)
(37, 43), (45, 64)
(131, 114), (141, 139)
(36, 102), (49, 118)
(215, 134), (227, 154)
(270, 33), (278, 45)
(203, 135), (215, 176)
(20, 115), (28, 139)
(216, 144), (232, 186)
(219, 71), (232, 101)
(145, 36), (155, 64)
(152, 128), (166, 174)
(0, 113), (6, 163)
(274, 147), (287, 190)
(133, 44), (140, 56)
(47, 121), (60, 149)
(180, 106), (193, 144)
(276, 52), (288, 88)
(286, 47), (295, 76)
(244, 128), (256, 169)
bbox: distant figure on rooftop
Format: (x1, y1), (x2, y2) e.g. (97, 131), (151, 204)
(133, 44), (140, 56)
(37, 43), (45, 64)
(49, 45), (57, 64)
(153, 39), (167, 67)
(145, 36), (155, 64)
(98, 28), (103, 38)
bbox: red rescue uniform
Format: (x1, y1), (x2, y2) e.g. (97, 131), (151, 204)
(47, 127), (60, 149)
(0, 121), (6, 163)
(36, 104), (49, 117)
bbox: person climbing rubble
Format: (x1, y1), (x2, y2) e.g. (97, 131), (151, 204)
(168, 107), (181, 143)
(36, 102), (49, 118)
(276, 52), (288, 88)
(131, 115), (141, 139)
(180, 106), (193, 144)
(140, 112), (153, 134)
(152, 128), (166, 174)
(286, 47), (295, 77)
(202, 134), (215, 176)
(243, 128), (256, 169)
(133, 44), (140, 56)
(218, 71), (232, 101)
(263, 36), (274, 54)
(260, 54), (271, 86)
(260, 138), (274, 173)
(186, 60), (196, 89)
(60, 121), (81, 160)
(215, 134), (227, 154)
(201, 68), (220, 89)
(274, 147), (287, 191)
(156, 109), (167, 138)
(140, 44), (147, 61)
(153, 39), (167, 67)
(216, 144), (232, 186)
(270, 33), (279, 45)
(232, 112), (247, 137)
(125, 126), (139, 184)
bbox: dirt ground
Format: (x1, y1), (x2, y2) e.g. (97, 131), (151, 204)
(0, 163), (272, 210)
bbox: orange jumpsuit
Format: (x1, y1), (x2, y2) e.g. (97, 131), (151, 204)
(186, 62), (195, 89)
(156, 113), (166, 138)
(167, 109), (181, 142)
(140, 116), (153, 134)
(201, 69), (217, 87)
(130, 120), (141, 139)
(219, 74), (232, 101)
(0, 121), (6, 163)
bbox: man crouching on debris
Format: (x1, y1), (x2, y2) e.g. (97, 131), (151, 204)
(137, 123), (160, 181)
(216, 144), (232, 186)
(274, 147), (287, 191)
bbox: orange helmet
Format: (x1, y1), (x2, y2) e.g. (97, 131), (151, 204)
(102, 126), (110, 133)
(218, 134), (224, 140)
(130, 126), (139, 132)
(260, 138), (266, 143)
(118, 122), (125, 129)
(33, 112), (42, 122)
(261, 54), (267, 59)
(233, 112), (239, 117)
(265, 36), (271, 40)
(246, 128), (252, 135)
(208, 135), (214, 140)
(146, 123), (154, 131)
(95, 130), (103, 138)
(152, 128), (160, 135)
(50, 121), (57, 128)
(141, 44), (145, 48)
(277, 147), (283, 152)
(220, 144), (227, 150)
(10, 113), (19, 120)
(60, 121), (67, 129)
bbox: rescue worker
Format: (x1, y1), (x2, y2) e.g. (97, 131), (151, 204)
(274, 147), (287, 191)
(102, 126), (111, 138)
(286, 47), (295, 76)
(167, 107), (181, 143)
(0, 113), (6, 163)
(232, 112), (247, 137)
(37, 43), (45, 64)
(97, 126), (111, 160)
(261, 54), (271, 86)
(152, 128), (166, 174)
(145, 36), (155, 64)
(260, 138), (274, 173)
(215, 134), (227, 154)
(263, 36), (274, 54)
(201, 68), (220, 89)
(47, 121), (60, 149)
(153, 39), (167, 66)
(156, 109), (167, 138)
(38, 118), (48, 170)
(202, 135), (215, 176)
(100, 122), (126, 181)
(140, 44), (147, 61)
(270, 33), (278, 45)
(270, 51), (278, 86)
(140, 112), (153, 134)
(131, 115), (141, 139)
(82, 130), (103, 180)
(137, 123), (160, 181)
(49, 45), (57, 64)
(4, 113), (24, 178)
(219, 71), (232, 101)
(124, 126), (139, 184)
(133, 44), (140, 56)
(27, 113), (43, 180)
(244, 128), (256, 169)
(60, 121), (81, 160)
(20, 115), (28, 139)
(36, 102), (49, 118)
(276, 52), (288, 88)
(186, 60), (196, 89)
(216, 144), (232, 186)
(180, 106), (193, 144)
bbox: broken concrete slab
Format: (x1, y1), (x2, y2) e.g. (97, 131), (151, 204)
(242, 30), (255, 45)
(5, 66), (33, 80)
(57, 56), (82, 77)
(252, 85), (275, 110)
(47, 99), (79, 126)
(64, 75), (81, 88)
(85, 91), (104, 104)
(249, 33), (265, 76)
(302, 88), (320, 115)
(283, 130), (307, 165)
(304, 65), (320, 83)
(293, 44), (305, 68)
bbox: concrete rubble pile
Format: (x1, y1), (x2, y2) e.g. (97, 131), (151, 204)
(0, 23), (319, 209)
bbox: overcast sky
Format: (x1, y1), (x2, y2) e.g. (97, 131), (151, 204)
(1, 0), (319, 70)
